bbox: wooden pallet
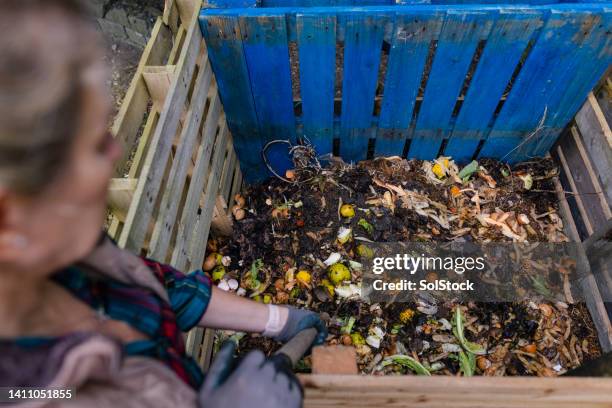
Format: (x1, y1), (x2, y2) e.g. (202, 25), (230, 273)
(105, 0), (242, 362)
(551, 77), (612, 351)
(200, 3), (612, 182)
(552, 88), (612, 241)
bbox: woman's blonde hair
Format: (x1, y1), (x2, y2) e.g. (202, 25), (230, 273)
(0, 0), (102, 194)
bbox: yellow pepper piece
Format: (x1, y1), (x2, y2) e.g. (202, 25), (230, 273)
(399, 308), (415, 324)
(340, 204), (355, 218)
(296, 270), (312, 287)
(432, 163), (445, 179)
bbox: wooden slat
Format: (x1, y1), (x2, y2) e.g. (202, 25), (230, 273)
(339, 12), (388, 161)
(107, 178), (138, 222)
(219, 141), (237, 203)
(118, 6), (202, 251)
(296, 13), (336, 155)
(410, 9), (494, 159)
(128, 111), (161, 179)
(148, 56), (213, 261)
(185, 326), (205, 360)
(176, 0), (199, 25)
(556, 145), (594, 235)
(375, 10), (443, 157)
(163, 0), (180, 34)
(171, 93), (223, 271)
(570, 127), (611, 222)
(200, 15), (264, 182)
(188, 121), (230, 271)
(112, 18), (173, 175)
(575, 92), (612, 205)
(212, 196), (233, 236)
(300, 375), (612, 408)
(240, 14), (296, 177)
(561, 126), (612, 224)
(584, 218), (612, 315)
(142, 65), (176, 109)
(445, 10), (542, 162)
(199, 328), (216, 371)
(227, 163), (243, 215)
(552, 171), (612, 352)
(168, 26), (187, 66)
(107, 110), (159, 230)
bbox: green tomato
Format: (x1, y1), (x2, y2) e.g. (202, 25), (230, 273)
(356, 244), (374, 259)
(212, 266), (226, 282)
(328, 263), (351, 286)
(350, 333), (365, 346)
(290, 287), (301, 299)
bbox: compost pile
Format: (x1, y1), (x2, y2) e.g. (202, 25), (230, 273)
(204, 156), (601, 377)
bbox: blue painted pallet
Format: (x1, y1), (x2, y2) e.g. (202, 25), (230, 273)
(206, 1), (605, 8)
(339, 12), (388, 160)
(409, 9), (494, 159)
(444, 9), (543, 162)
(479, 7), (611, 162)
(199, 15), (266, 180)
(200, 4), (611, 182)
(375, 10), (444, 157)
(297, 13), (336, 154)
(239, 14), (296, 175)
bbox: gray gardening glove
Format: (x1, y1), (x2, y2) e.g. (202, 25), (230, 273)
(199, 341), (302, 408)
(274, 306), (328, 346)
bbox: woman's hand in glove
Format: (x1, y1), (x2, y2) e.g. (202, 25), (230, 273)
(273, 306), (328, 346)
(199, 341), (302, 408)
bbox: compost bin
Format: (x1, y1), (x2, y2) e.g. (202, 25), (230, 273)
(107, 0), (612, 406)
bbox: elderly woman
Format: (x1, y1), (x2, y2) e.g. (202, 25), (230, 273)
(0, 1), (326, 406)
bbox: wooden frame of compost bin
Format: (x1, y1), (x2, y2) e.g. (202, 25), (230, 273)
(105, 0), (241, 367)
(106, 0), (612, 405)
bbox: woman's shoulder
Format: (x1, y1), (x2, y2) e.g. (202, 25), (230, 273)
(74, 234), (170, 302)
(0, 332), (198, 408)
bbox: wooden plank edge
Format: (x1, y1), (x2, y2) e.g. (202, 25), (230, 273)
(199, 328), (216, 370)
(556, 146), (595, 235)
(170, 92), (222, 270)
(188, 120), (228, 271)
(148, 56), (213, 260)
(108, 178), (138, 222)
(227, 163), (243, 216)
(569, 126), (612, 220)
(552, 170), (612, 352)
(142, 65), (177, 110)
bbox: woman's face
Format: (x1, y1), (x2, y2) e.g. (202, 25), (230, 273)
(0, 63), (122, 276)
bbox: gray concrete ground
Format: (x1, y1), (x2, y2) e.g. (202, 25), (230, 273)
(84, 0), (164, 114)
